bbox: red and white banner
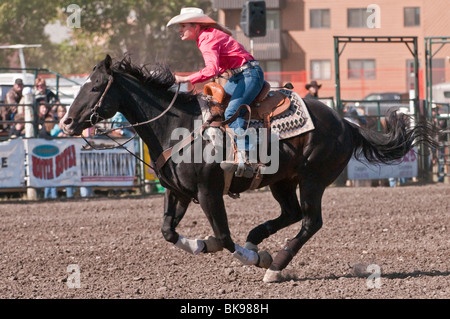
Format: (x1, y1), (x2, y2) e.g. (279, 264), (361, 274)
(26, 138), (136, 187)
(0, 139), (26, 188)
(347, 148), (418, 180)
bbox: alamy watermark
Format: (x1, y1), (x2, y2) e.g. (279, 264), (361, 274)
(66, 4), (81, 28)
(170, 120), (280, 174)
(367, 4), (381, 29)
(67, 264), (81, 288)
(366, 264), (382, 289)
(63, 3), (380, 30)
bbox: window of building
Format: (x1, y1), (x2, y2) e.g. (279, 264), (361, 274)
(266, 10), (280, 30)
(310, 60), (331, 80)
(261, 60), (282, 86)
(347, 8), (370, 28)
(262, 60), (281, 73)
(348, 59), (376, 79)
(310, 9), (330, 28)
(404, 7), (420, 27)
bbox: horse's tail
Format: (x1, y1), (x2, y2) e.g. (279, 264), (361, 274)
(348, 111), (438, 164)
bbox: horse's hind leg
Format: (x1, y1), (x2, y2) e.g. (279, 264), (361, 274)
(263, 180), (324, 282)
(245, 178), (302, 249)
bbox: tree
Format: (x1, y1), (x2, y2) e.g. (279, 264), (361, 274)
(63, 0), (214, 71)
(0, 0), (214, 74)
(0, 0), (61, 69)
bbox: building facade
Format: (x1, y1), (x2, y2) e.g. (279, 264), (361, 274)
(213, 0), (450, 100)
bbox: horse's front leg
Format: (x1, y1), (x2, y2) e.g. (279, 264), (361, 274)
(161, 189), (189, 244)
(197, 186), (270, 268)
(161, 190), (222, 254)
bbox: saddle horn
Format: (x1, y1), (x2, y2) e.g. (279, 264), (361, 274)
(271, 82), (294, 90)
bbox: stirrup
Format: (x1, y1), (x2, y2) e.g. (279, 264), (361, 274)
(220, 161), (254, 178)
(220, 160), (238, 172)
(235, 161), (253, 178)
(220, 151), (253, 178)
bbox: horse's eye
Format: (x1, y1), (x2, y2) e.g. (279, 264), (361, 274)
(92, 86), (99, 92)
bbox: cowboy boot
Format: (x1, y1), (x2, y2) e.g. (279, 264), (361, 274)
(220, 150), (253, 178)
(235, 150), (254, 178)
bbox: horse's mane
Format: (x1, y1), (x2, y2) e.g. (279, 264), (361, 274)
(112, 55), (177, 91)
(111, 55), (201, 113)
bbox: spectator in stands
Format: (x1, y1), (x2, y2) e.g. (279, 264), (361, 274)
(79, 127), (95, 198)
(104, 111), (138, 154)
(5, 78), (24, 104)
(432, 107), (447, 183)
(108, 112), (134, 138)
(1, 78), (23, 132)
(37, 101), (54, 138)
(304, 80), (321, 99)
(34, 77), (59, 124)
(8, 113), (25, 138)
(44, 104), (75, 199)
(44, 184), (58, 200)
(50, 104), (69, 137)
(343, 105), (367, 127)
(34, 77), (59, 107)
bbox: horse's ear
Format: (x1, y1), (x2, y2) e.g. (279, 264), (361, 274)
(104, 54), (112, 74)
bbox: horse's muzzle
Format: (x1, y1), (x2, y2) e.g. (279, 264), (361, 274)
(60, 116), (81, 136)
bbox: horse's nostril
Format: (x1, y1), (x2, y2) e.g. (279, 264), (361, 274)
(63, 118), (73, 125)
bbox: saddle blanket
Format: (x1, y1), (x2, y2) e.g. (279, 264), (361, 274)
(200, 89), (315, 141)
(248, 89), (315, 140)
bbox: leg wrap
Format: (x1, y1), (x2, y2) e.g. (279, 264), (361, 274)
(232, 244), (259, 265)
(175, 235), (205, 255)
(269, 238), (300, 271)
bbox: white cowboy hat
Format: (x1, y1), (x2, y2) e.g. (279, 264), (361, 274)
(167, 7), (216, 27)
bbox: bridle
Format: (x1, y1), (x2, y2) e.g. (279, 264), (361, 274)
(82, 72), (181, 171)
(89, 74), (114, 126)
(80, 71), (249, 202)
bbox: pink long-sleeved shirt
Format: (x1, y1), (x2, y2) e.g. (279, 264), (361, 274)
(188, 28), (254, 84)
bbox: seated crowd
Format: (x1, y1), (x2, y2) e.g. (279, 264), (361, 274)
(1, 76), (67, 139)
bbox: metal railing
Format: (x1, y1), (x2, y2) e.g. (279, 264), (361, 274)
(341, 98), (414, 131)
(0, 100), (164, 199)
(0, 67), (85, 102)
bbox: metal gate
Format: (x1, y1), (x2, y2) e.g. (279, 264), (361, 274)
(425, 37), (450, 183)
(333, 36), (434, 182)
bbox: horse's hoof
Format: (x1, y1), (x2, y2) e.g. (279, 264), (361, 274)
(203, 236), (223, 253)
(244, 242), (258, 252)
(263, 269), (282, 283)
(257, 251), (272, 269)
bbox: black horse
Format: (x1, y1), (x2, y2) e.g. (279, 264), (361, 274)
(61, 55), (436, 282)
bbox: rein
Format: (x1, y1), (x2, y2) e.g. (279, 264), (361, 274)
(83, 73), (181, 170)
(96, 81), (181, 135)
(82, 72), (251, 177)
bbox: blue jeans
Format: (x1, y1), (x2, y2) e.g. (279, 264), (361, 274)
(224, 64), (264, 151)
(80, 186), (94, 197)
(437, 147), (445, 182)
(44, 187), (57, 199)
(66, 187), (75, 198)
(45, 187), (75, 198)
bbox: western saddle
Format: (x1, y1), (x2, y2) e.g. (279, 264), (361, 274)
(203, 81), (291, 130)
(202, 81), (292, 193)
(154, 81), (293, 196)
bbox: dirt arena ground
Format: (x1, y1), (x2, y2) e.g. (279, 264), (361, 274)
(0, 184), (448, 300)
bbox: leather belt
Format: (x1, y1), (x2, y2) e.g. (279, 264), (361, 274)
(229, 60), (259, 76)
